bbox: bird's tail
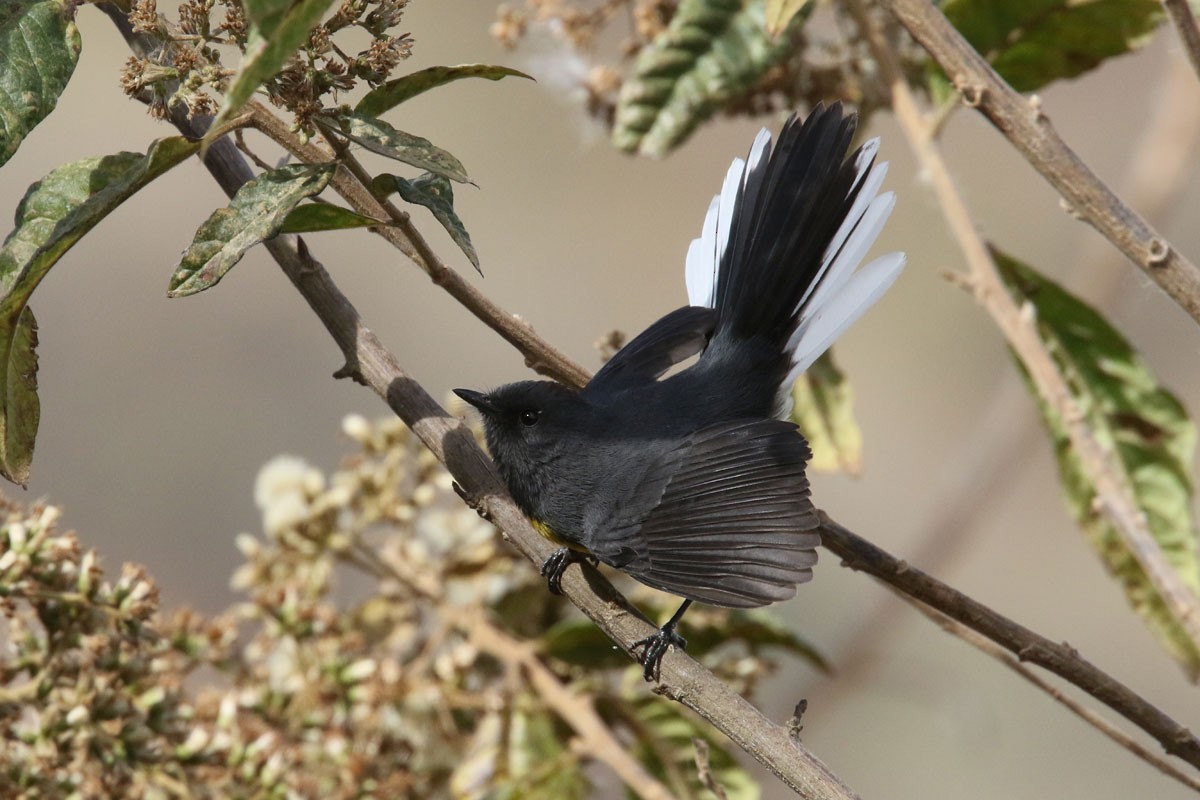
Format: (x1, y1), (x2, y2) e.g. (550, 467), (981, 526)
(684, 103), (904, 412)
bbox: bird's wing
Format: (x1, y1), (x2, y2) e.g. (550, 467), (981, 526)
(585, 305), (718, 395)
(590, 419), (820, 608)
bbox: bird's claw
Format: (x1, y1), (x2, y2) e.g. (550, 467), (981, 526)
(539, 548), (577, 595)
(631, 626), (688, 682)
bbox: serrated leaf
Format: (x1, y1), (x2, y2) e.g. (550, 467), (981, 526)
(0, 0), (81, 167)
(207, 0), (338, 138)
(169, 163), (334, 297)
(942, 0), (1162, 92)
(616, 695), (759, 800)
(374, 171), (481, 274)
(0, 136), (198, 483)
(996, 249), (1200, 680)
(612, 0), (811, 157)
(355, 64), (533, 118)
(330, 113), (471, 184)
(279, 203), (381, 233)
(764, 0), (813, 36)
(791, 350), (863, 476)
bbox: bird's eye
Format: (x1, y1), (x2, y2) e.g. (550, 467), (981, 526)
(519, 409), (541, 427)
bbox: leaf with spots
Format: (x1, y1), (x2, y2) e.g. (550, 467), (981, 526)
(328, 113), (471, 184)
(169, 163), (335, 297)
(791, 350), (863, 476)
(374, 171), (480, 274)
(0, 0), (81, 166)
(0, 136), (199, 483)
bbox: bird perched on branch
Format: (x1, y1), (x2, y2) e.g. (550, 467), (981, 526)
(457, 103), (904, 681)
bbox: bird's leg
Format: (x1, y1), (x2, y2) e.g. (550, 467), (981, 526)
(540, 547), (586, 595)
(631, 600), (692, 682)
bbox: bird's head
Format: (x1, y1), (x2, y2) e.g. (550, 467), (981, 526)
(454, 381), (583, 481)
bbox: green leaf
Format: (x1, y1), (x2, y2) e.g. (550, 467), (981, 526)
(279, 203), (381, 233)
(764, 0), (813, 36)
(355, 64), (533, 118)
(329, 113), (471, 184)
(207, 0), (338, 138)
(790, 350), (863, 476)
(542, 617), (630, 670)
(169, 163), (334, 297)
(615, 695), (759, 800)
(0, 136), (198, 483)
(612, 0), (811, 157)
(941, 0), (1162, 92)
(995, 249), (1200, 680)
(374, 171), (480, 274)
(0, 0), (81, 167)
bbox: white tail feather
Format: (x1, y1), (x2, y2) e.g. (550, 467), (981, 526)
(685, 196), (720, 307)
(787, 251), (906, 380)
(685, 128), (774, 309)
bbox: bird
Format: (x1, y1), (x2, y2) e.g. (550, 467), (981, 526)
(455, 103), (904, 681)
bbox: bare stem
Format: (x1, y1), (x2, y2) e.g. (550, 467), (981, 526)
(876, 0), (1200, 327)
(1162, 0), (1200, 84)
(819, 512), (1200, 770)
(897, 591), (1200, 793)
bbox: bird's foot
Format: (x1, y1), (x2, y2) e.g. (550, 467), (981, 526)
(631, 625), (688, 682)
(539, 547), (580, 595)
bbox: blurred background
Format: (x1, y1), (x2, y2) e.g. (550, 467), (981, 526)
(3, 2), (1200, 798)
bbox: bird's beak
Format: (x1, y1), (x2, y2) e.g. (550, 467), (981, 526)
(454, 388), (497, 415)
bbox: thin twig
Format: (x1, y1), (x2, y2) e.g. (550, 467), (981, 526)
(875, 0), (1200, 327)
(246, 104), (591, 388)
(896, 591), (1200, 793)
(818, 512), (1200, 770)
(850, 0), (1200, 666)
(1163, 0), (1200, 84)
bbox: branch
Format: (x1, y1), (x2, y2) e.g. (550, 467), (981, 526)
(875, 0), (1200, 328)
(850, 0), (1200, 669)
(1163, 0), (1200, 84)
(247, 104), (591, 388)
(99, 0), (1200, 786)
(819, 513), (1200, 770)
(896, 591), (1200, 793)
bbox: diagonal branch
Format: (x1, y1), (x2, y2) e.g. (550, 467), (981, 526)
(819, 513), (1200, 771)
(1162, 0), (1200, 84)
(876, 0), (1200, 328)
(895, 591), (1200, 793)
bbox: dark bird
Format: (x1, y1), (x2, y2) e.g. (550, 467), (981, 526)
(456, 103), (904, 680)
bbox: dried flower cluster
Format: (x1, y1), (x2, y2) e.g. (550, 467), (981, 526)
(0, 412), (816, 797)
(120, 0), (415, 132)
